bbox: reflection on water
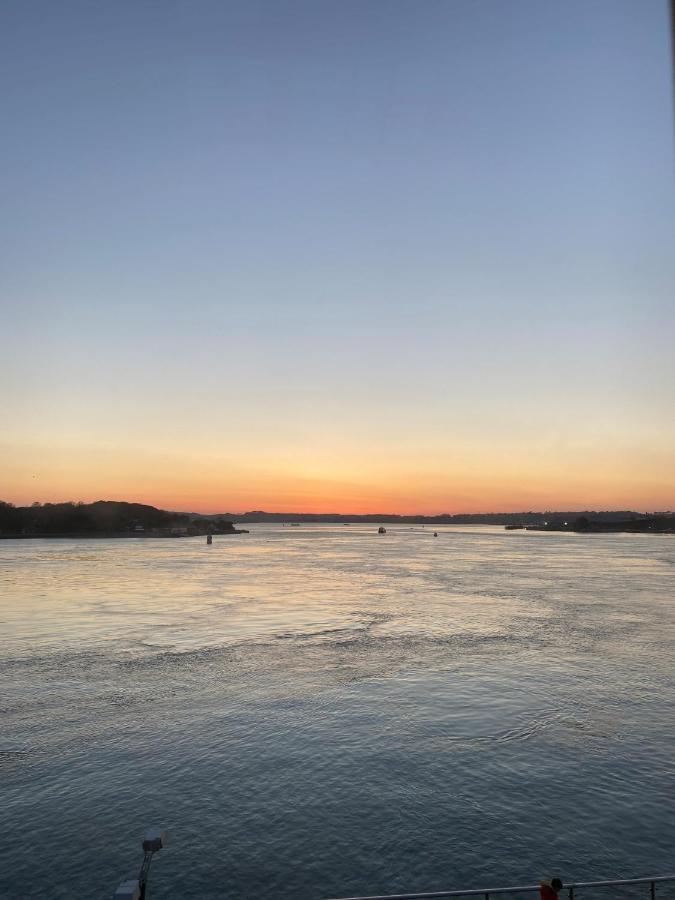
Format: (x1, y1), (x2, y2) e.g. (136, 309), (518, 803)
(1, 525), (674, 899)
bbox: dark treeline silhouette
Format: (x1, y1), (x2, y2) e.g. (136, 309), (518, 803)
(200, 509), (673, 533)
(2, 501), (672, 537)
(0, 500), (239, 538)
(199, 509), (649, 525)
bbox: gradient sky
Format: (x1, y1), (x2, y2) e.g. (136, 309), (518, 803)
(2, 0), (674, 513)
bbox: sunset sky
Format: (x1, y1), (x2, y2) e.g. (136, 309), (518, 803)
(2, 0), (674, 514)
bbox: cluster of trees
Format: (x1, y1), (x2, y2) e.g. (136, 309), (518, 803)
(0, 501), (235, 537)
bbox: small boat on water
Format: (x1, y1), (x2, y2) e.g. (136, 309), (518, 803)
(378, 526), (386, 534)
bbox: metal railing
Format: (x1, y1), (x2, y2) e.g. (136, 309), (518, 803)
(326, 874), (675, 900)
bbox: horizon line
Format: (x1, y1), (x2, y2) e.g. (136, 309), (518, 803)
(6, 498), (669, 518)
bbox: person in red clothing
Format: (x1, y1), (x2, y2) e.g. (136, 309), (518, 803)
(540, 877), (563, 900)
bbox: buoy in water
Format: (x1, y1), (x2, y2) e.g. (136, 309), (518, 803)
(206, 534), (213, 545)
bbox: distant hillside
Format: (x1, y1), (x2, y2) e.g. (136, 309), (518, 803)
(195, 509), (649, 525)
(0, 500), (239, 538)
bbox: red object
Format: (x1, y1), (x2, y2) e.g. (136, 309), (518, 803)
(540, 885), (559, 900)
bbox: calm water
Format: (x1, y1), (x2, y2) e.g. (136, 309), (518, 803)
(1, 525), (674, 899)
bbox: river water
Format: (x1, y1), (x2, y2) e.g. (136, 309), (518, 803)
(1, 525), (674, 899)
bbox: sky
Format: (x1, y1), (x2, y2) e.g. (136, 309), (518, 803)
(2, 0), (674, 514)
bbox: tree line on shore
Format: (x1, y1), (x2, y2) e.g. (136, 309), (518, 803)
(2, 500), (672, 537)
(206, 509), (650, 524)
(0, 500), (235, 537)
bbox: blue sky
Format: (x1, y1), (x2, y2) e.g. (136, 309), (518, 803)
(2, 1), (674, 512)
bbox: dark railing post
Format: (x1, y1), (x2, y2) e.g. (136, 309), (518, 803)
(484, 894), (490, 900)
(650, 881), (655, 900)
(568, 887), (574, 900)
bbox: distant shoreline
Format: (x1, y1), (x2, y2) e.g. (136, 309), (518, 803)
(0, 531), (249, 540)
(0, 500), (246, 539)
(197, 510), (662, 524)
(1, 499), (672, 539)
(2, 523), (673, 539)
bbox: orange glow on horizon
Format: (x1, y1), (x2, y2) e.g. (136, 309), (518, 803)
(2, 436), (673, 516)
(2, 480), (671, 517)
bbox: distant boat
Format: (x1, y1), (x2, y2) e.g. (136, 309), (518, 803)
(433, 532), (438, 537)
(290, 523), (300, 527)
(378, 526), (386, 534)
(206, 534), (213, 545)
